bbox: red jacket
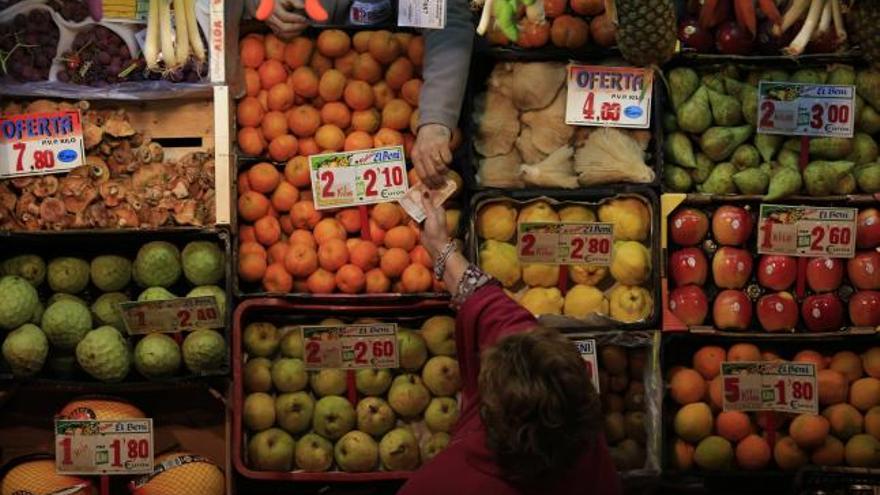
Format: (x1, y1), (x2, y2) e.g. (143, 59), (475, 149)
(399, 284), (622, 495)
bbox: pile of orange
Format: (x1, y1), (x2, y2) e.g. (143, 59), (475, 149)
(237, 30), (460, 161)
(237, 161), (463, 294)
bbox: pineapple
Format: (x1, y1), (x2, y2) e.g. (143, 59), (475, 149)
(611, 0), (677, 67)
(852, 0), (880, 65)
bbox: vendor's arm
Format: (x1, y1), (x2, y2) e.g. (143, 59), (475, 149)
(412, 0), (474, 188)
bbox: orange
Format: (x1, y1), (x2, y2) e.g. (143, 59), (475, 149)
(264, 34), (285, 61)
(291, 200), (322, 229)
(271, 180), (300, 212)
(727, 343), (761, 362)
(409, 109), (419, 133)
(669, 368), (705, 405)
(316, 29), (351, 58)
(267, 241), (289, 264)
(344, 131), (374, 151)
(315, 125), (345, 151)
(393, 33), (413, 51)
(334, 51), (357, 77)
(789, 414), (830, 449)
(407, 36), (424, 66)
(774, 436), (808, 471)
(404, 132), (415, 156)
(410, 245), (431, 268)
(385, 57), (414, 90)
(239, 241), (266, 258)
(343, 80), (375, 111)
(384, 225), (417, 250)
(351, 53), (382, 83)
(267, 82), (294, 111)
(247, 162), (282, 194)
(240, 225), (257, 242)
(368, 30), (400, 64)
(351, 109), (381, 133)
(268, 134), (299, 162)
(336, 264), (366, 294)
(346, 238), (362, 253)
(284, 156), (311, 187)
(336, 208), (362, 234)
(365, 268), (391, 293)
(263, 262), (293, 292)
(400, 78), (422, 106)
(350, 241), (379, 271)
(313, 218), (347, 244)
(352, 31), (372, 53)
(279, 214), (294, 234)
(320, 102), (352, 128)
(239, 253), (267, 282)
(289, 229), (317, 250)
(369, 219), (386, 245)
(255, 216), (282, 246)
(818, 369), (848, 405)
(245, 68), (261, 96)
(707, 376), (723, 409)
(373, 81), (395, 110)
(318, 238), (349, 272)
(284, 37), (313, 69)
(288, 105), (321, 137)
(259, 59), (287, 89)
(736, 435), (771, 470)
(291, 66), (319, 98)
(284, 243), (319, 277)
(299, 137), (320, 156)
(238, 191), (271, 222)
(401, 263), (432, 293)
(307, 268), (336, 294)
(380, 247), (409, 278)
(318, 69), (347, 102)
(310, 52), (333, 75)
(261, 111), (289, 141)
(793, 350), (827, 370)
(371, 203), (402, 229)
(257, 89), (269, 111)
(693, 346), (726, 380)
(237, 97), (264, 127)
(831, 351), (864, 383)
(381, 99), (412, 130)
(240, 36), (265, 68)
(715, 411), (751, 442)
(373, 128), (404, 147)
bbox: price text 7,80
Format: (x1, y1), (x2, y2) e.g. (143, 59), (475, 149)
(12, 143), (55, 172)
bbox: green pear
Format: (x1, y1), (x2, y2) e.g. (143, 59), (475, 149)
(243, 392), (276, 432)
(243, 357), (273, 393)
(755, 134), (783, 162)
(248, 428), (295, 471)
(665, 132), (697, 168)
(856, 163), (880, 193)
(701, 73), (726, 94)
(420, 432), (450, 463)
(733, 168), (769, 195)
(804, 161), (855, 196)
(275, 391), (314, 434)
(279, 326), (303, 358)
(313, 396), (355, 440)
(379, 427), (420, 471)
(664, 165), (693, 193)
(677, 86), (712, 134)
(731, 144), (760, 169)
(765, 165), (803, 201)
(810, 137), (854, 160)
(355, 369), (392, 396)
(271, 358), (308, 392)
(397, 330), (428, 371)
(310, 369), (347, 397)
(857, 70), (880, 110)
(335, 430), (378, 472)
(295, 432), (333, 472)
(860, 104), (880, 134)
(424, 397), (460, 433)
(848, 134), (879, 165)
(791, 69), (826, 84)
(690, 153), (715, 184)
(697, 162), (737, 195)
(740, 85), (758, 126)
(707, 88), (742, 126)
(243, 322), (280, 358)
(420, 316), (456, 356)
(700, 125), (753, 161)
(356, 397), (396, 437)
(828, 65), (856, 85)
(422, 356), (462, 397)
(668, 68), (700, 110)
(388, 373), (430, 418)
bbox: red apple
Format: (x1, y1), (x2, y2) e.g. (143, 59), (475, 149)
(712, 289), (753, 331)
(756, 292), (799, 332)
(806, 257), (845, 293)
(670, 208), (709, 246)
(801, 293), (844, 333)
(849, 290), (880, 327)
(712, 205), (753, 246)
(669, 285), (709, 326)
(756, 255), (797, 291)
(857, 208), (880, 249)
(712, 247), (753, 289)
(847, 251), (880, 290)
(669, 247), (708, 287)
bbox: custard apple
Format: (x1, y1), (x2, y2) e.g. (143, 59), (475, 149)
(42, 299), (92, 350)
(138, 287), (177, 302)
(47, 293), (87, 307)
(2, 323), (48, 376)
(47, 257), (90, 293)
(182, 241), (225, 285)
(90, 255), (132, 292)
(133, 242), (181, 288)
(1, 255), (46, 286)
(134, 333), (181, 378)
(91, 292), (128, 329)
(182, 329), (226, 373)
(30, 301), (44, 324)
(76, 326), (131, 382)
(0, 275), (40, 330)
(186, 285), (227, 316)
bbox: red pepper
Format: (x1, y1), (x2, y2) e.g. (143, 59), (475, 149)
(698, 0), (720, 29)
(758, 0), (782, 25)
(734, 0), (757, 37)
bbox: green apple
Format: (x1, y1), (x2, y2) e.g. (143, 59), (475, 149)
(335, 430), (379, 472)
(279, 326), (303, 358)
(243, 392), (276, 431)
(379, 427), (420, 470)
(420, 432), (450, 463)
(421, 316), (456, 356)
(397, 329), (428, 371)
(310, 369), (347, 397)
(271, 358), (308, 392)
(424, 397), (460, 433)
(243, 357), (273, 393)
(421, 356), (462, 396)
(243, 322), (280, 357)
(248, 427), (295, 471)
(387, 374), (430, 418)
(356, 397), (396, 437)
(295, 432), (333, 472)
(275, 391), (315, 434)
(355, 369), (392, 396)
(313, 396), (355, 440)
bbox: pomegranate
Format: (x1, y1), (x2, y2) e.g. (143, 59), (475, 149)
(679, 17), (714, 53)
(715, 21), (754, 55)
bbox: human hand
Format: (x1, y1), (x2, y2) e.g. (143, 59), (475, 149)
(411, 124), (452, 189)
(252, 0), (309, 40)
(418, 193), (449, 261)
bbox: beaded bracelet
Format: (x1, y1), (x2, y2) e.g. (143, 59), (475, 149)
(451, 264), (495, 310)
(433, 240), (457, 281)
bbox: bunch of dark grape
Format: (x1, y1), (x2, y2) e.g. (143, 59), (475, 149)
(50, 0), (90, 22)
(0, 10), (59, 82)
(57, 25), (144, 85)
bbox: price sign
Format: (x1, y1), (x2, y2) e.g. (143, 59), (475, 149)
(309, 146), (408, 210)
(102, 0), (149, 21)
(565, 65), (653, 128)
(55, 419), (153, 475)
(397, 0), (446, 29)
(574, 339), (601, 393)
(0, 110), (86, 178)
(757, 82), (855, 138)
(119, 296), (222, 335)
(129, 453), (215, 492)
(757, 204), (857, 258)
(721, 361), (817, 414)
(301, 323), (399, 370)
(517, 222), (613, 265)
